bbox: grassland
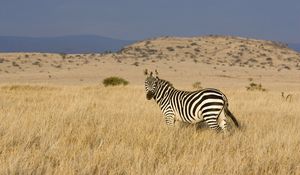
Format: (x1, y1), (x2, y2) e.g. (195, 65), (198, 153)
(0, 84), (299, 174)
(0, 35), (299, 174)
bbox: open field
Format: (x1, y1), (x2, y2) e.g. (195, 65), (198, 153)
(0, 85), (299, 174)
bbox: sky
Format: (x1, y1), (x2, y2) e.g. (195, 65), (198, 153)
(0, 0), (299, 42)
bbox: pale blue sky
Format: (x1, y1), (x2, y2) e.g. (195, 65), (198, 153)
(0, 0), (299, 42)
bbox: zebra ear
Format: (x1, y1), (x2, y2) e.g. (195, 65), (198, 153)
(144, 69), (148, 76)
(150, 71), (153, 77)
(155, 69), (159, 78)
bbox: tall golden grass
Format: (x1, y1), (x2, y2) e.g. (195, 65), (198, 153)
(0, 85), (299, 174)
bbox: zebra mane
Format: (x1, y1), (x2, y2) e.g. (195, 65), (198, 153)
(157, 78), (174, 88)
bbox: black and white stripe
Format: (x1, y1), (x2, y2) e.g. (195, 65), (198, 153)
(145, 74), (239, 132)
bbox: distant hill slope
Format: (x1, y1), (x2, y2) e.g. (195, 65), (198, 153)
(0, 35), (299, 76)
(117, 35), (300, 70)
(0, 35), (134, 54)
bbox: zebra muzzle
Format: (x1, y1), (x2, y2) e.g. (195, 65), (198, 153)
(146, 91), (154, 100)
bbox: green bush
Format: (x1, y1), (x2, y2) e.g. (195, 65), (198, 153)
(103, 77), (129, 87)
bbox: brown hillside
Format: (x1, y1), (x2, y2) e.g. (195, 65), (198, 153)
(0, 35), (299, 89)
(118, 35), (300, 71)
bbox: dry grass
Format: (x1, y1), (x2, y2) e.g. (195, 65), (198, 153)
(0, 85), (299, 174)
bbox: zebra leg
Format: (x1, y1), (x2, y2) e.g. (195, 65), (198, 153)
(203, 115), (222, 132)
(164, 115), (175, 126)
(197, 120), (207, 129)
(218, 108), (227, 132)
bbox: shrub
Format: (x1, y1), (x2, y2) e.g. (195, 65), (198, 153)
(103, 77), (129, 87)
(166, 47), (175, 51)
(176, 45), (185, 49)
(12, 61), (19, 67)
(192, 81), (202, 90)
(132, 62), (139, 66)
(32, 61), (41, 67)
(194, 48), (200, 52)
(246, 82), (266, 91)
(145, 41), (151, 45)
(60, 53), (67, 59)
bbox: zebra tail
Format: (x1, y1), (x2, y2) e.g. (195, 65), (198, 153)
(224, 105), (239, 128)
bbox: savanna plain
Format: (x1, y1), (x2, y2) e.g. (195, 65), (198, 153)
(0, 36), (300, 174)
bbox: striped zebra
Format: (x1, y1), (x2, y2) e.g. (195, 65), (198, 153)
(144, 70), (239, 132)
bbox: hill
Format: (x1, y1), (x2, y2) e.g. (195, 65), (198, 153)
(117, 35), (300, 71)
(0, 35), (300, 89)
(0, 35), (134, 54)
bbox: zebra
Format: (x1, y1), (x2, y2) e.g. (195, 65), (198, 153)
(144, 70), (239, 132)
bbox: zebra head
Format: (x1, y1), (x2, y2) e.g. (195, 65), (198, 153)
(144, 69), (159, 100)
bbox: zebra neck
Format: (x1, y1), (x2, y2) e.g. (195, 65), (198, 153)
(154, 84), (175, 104)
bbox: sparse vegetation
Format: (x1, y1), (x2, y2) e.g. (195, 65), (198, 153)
(59, 53), (67, 59)
(132, 62), (139, 66)
(51, 64), (62, 68)
(176, 45), (185, 49)
(32, 61), (41, 67)
(192, 81), (202, 90)
(281, 92), (293, 102)
(12, 61), (19, 67)
(190, 42), (197, 46)
(103, 77), (129, 87)
(166, 47), (175, 51)
(246, 82), (266, 91)
(194, 48), (200, 52)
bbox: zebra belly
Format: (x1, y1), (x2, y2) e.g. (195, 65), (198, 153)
(174, 112), (203, 123)
(188, 116), (203, 123)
